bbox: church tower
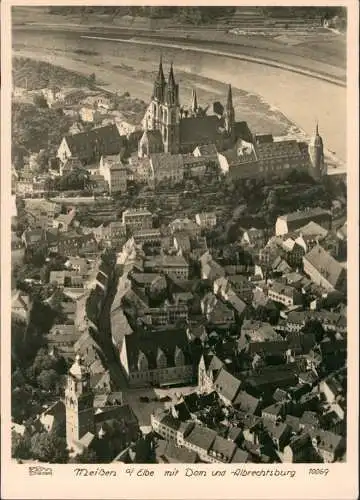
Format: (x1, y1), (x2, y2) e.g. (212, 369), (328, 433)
(161, 63), (180, 154)
(65, 355), (94, 450)
(309, 123), (326, 180)
(150, 56), (166, 131)
(224, 84), (235, 138)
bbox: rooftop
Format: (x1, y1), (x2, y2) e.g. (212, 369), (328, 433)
(185, 424), (217, 452)
(305, 244), (345, 288)
(214, 367), (242, 403)
(64, 124), (126, 161)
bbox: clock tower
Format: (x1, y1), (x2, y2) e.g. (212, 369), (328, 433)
(65, 354), (95, 449)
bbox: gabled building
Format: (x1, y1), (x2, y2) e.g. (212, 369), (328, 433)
(57, 124), (126, 165)
(303, 244), (346, 292)
(119, 326), (194, 388)
(268, 281), (303, 308)
(213, 367), (242, 406)
(275, 208), (332, 237)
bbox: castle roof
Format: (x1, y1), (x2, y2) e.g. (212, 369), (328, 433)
(256, 140), (302, 160)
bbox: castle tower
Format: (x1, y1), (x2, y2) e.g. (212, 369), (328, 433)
(224, 84), (235, 137)
(309, 123), (326, 180)
(161, 63), (180, 154)
(65, 354), (94, 450)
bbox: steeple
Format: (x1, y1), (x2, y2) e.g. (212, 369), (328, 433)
(224, 83), (235, 136)
(168, 62), (176, 88)
(165, 62), (179, 107)
(153, 56), (166, 102)
(309, 120), (325, 179)
(191, 88), (198, 114)
(226, 84), (234, 111)
(156, 55), (165, 85)
(312, 121), (323, 148)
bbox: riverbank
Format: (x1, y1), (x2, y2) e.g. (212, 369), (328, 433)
(12, 28), (346, 165)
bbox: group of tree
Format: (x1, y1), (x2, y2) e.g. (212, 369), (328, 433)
(12, 102), (72, 166)
(47, 6), (236, 23)
(45, 167), (96, 192)
(12, 430), (68, 463)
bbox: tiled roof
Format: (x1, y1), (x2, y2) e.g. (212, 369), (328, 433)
(226, 292), (247, 315)
(150, 153), (184, 173)
(226, 426), (242, 442)
(263, 419), (290, 440)
(214, 367), (242, 403)
(130, 273), (163, 286)
(209, 435), (237, 462)
(308, 429), (344, 453)
(180, 115), (224, 146)
(64, 124), (126, 161)
(294, 221), (329, 238)
(124, 326), (191, 371)
(94, 404), (138, 426)
(206, 354), (225, 374)
(248, 339), (289, 356)
(278, 207), (331, 225)
(184, 424), (217, 452)
(111, 307), (133, 345)
(231, 448), (250, 463)
(142, 129), (163, 149)
(233, 391), (261, 414)
(163, 441), (198, 463)
(256, 139), (302, 160)
(270, 281), (299, 299)
(145, 255), (188, 269)
(222, 145), (257, 166)
(304, 245), (345, 289)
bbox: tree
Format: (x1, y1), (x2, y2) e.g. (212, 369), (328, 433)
(12, 368), (26, 389)
(303, 319), (325, 343)
(30, 431), (69, 463)
(88, 73), (96, 89)
(12, 431), (31, 460)
(33, 93), (48, 109)
(32, 348), (57, 376)
(37, 369), (59, 391)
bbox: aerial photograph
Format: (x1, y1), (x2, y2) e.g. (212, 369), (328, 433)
(10, 6), (348, 465)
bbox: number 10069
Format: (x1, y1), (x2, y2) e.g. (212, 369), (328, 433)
(309, 468), (329, 476)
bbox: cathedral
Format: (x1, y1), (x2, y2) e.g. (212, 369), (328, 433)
(139, 58), (252, 157)
(138, 58), (325, 182)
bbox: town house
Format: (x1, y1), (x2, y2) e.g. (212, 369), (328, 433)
(119, 326), (194, 388)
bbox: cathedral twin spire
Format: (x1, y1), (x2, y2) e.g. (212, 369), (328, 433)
(153, 57), (178, 106)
